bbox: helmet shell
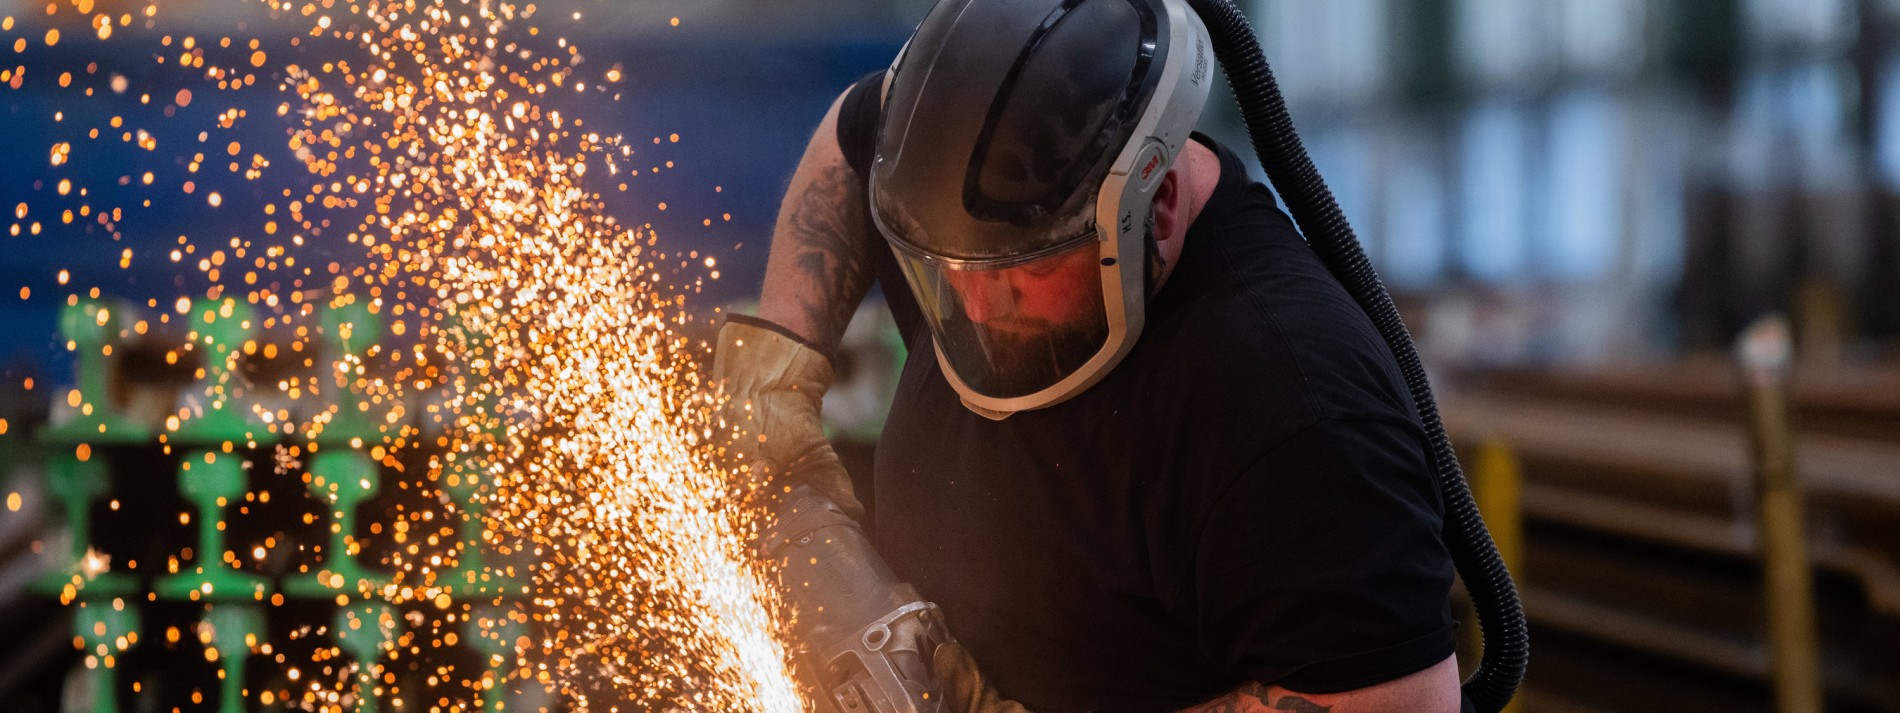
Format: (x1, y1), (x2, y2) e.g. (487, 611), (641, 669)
(872, 0), (1167, 262)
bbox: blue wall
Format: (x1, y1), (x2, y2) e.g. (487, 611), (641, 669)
(0, 24), (906, 378)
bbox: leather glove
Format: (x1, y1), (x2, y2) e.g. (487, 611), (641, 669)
(710, 314), (865, 520)
(932, 641), (1034, 713)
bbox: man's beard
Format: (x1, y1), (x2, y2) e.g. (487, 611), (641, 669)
(930, 222), (1158, 399)
(937, 311), (1109, 399)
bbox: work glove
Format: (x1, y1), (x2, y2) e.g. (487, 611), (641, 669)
(710, 314), (865, 520)
(932, 641), (1034, 713)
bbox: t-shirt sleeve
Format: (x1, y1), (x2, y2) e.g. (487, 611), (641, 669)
(1190, 416), (1457, 694)
(835, 71), (885, 181)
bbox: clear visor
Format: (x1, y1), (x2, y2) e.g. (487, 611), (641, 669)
(892, 237), (1110, 400)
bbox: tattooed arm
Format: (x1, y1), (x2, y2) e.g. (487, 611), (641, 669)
(1180, 655), (1460, 713)
(756, 86), (880, 355)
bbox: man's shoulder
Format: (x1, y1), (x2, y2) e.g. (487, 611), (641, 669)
(1140, 257), (1418, 432)
(835, 71), (887, 179)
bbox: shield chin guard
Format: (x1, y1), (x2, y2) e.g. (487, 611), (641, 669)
(906, 0), (1212, 420)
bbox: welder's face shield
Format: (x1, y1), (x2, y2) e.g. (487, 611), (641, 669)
(888, 230), (1113, 402)
(867, 0), (1212, 418)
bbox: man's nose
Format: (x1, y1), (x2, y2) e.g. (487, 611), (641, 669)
(956, 277), (1012, 324)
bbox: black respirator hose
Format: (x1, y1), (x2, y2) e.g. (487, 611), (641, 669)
(1183, 1), (1528, 710)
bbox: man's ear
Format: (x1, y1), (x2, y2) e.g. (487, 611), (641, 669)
(1151, 168), (1183, 244)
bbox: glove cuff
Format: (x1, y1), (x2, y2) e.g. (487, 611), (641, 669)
(716, 315), (836, 396)
(723, 313), (828, 358)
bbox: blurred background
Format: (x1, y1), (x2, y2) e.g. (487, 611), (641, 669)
(1, 0), (1897, 711)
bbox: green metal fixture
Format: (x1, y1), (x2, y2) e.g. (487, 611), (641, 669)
(154, 452), (269, 601)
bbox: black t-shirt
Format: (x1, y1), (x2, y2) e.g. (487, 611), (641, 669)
(837, 73), (1456, 713)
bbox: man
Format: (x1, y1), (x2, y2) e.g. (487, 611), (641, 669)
(712, 1), (1461, 711)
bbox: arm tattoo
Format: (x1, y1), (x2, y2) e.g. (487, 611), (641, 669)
(1185, 683), (1331, 713)
(784, 159), (874, 350)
